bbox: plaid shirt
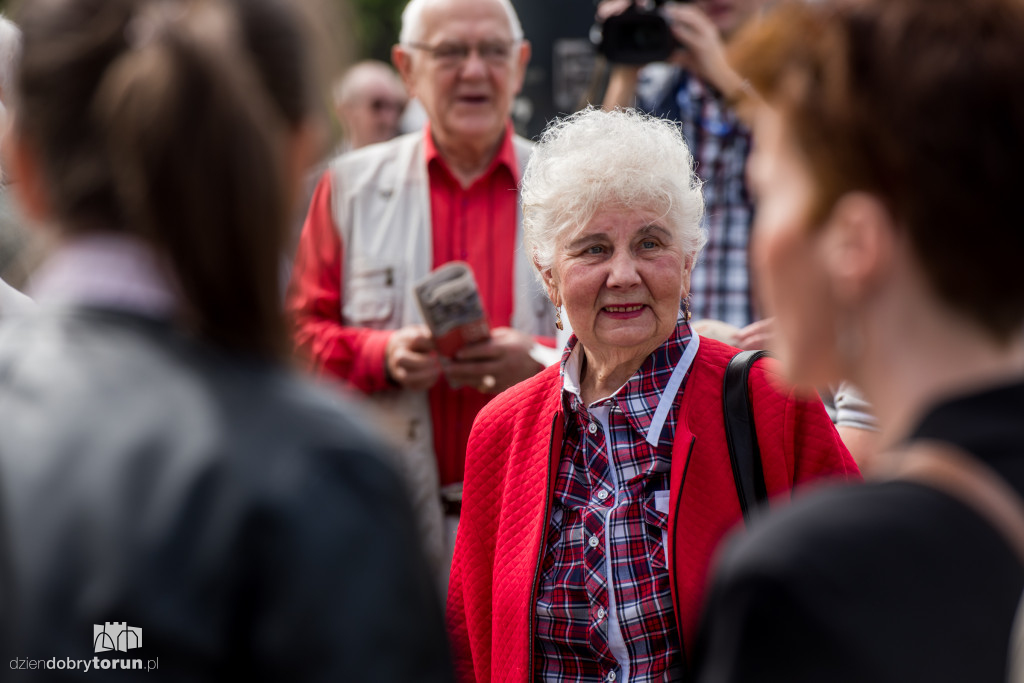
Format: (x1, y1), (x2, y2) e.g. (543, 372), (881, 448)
(534, 314), (699, 683)
(638, 66), (756, 328)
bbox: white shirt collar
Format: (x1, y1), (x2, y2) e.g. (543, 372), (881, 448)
(560, 330), (701, 447)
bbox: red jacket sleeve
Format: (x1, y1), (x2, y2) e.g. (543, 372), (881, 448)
(447, 529), (476, 682)
(285, 172), (394, 393)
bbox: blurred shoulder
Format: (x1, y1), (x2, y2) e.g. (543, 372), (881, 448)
(0, 278), (31, 316)
(716, 480), (961, 584)
(331, 132), (421, 173)
(0, 308), (394, 470)
(512, 133), (534, 155)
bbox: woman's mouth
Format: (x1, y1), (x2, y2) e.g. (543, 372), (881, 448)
(602, 304), (646, 318)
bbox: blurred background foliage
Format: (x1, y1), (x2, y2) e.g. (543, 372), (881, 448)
(350, 0), (406, 61)
(0, 0), (406, 63)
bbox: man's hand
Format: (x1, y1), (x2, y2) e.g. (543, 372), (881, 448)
(597, 1), (749, 108)
(596, 0), (633, 22)
(385, 324), (442, 391)
(692, 317), (775, 351)
(733, 317), (775, 351)
(661, 3), (746, 98)
(597, 0), (644, 108)
(443, 327), (543, 394)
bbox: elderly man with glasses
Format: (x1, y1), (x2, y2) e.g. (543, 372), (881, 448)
(287, 0), (556, 590)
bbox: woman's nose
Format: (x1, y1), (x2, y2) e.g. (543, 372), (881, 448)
(606, 250), (642, 288)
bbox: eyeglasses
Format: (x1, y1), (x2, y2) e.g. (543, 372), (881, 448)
(404, 40), (517, 67)
(368, 98), (406, 114)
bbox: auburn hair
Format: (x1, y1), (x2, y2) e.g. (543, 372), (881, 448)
(731, 0), (1024, 341)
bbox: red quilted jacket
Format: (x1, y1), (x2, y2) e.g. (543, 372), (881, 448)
(447, 337), (860, 683)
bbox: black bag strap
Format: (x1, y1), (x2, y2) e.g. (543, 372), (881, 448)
(723, 349), (770, 522)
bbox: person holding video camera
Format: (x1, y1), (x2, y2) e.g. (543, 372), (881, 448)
(598, 0), (765, 338)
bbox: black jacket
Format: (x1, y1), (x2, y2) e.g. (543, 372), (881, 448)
(0, 307), (453, 682)
(693, 381), (1024, 682)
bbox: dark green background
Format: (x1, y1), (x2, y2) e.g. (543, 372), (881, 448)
(0, 0), (406, 62)
(350, 0), (406, 60)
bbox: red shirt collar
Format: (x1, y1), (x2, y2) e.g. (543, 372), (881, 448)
(423, 121), (519, 182)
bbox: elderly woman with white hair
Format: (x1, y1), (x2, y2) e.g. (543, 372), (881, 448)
(446, 107), (859, 683)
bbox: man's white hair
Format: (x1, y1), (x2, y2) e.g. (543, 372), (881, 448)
(398, 0), (524, 45)
(0, 15), (20, 106)
(522, 107), (707, 280)
(333, 60), (405, 107)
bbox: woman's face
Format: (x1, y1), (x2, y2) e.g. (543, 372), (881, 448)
(747, 105), (840, 386)
(544, 206), (691, 365)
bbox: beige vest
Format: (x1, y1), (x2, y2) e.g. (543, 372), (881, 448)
(327, 132), (553, 582)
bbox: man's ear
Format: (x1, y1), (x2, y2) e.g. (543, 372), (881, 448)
(392, 44), (417, 97)
(821, 192), (895, 306)
(8, 125), (52, 224)
(511, 40), (531, 95)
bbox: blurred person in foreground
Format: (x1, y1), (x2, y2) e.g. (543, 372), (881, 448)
(332, 59), (408, 152)
(0, 267), (26, 315)
(287, 0), (555, 585)
(598, 0), (766, 341)
(447, 107), (858, 683)
(0, 13), (32, 313)
(0, 0), (452, 679)
(693, 0), (1024, 680)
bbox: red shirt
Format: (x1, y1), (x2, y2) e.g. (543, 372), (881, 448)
(286, 124), (520, 486)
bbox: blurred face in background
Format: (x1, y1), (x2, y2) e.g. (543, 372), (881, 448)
(394, 0), (529, 155)
(337, 78), (407, 150)
(747, 104), (840, 387)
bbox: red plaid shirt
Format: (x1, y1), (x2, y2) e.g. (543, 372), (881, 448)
(534, 313), (697, 682)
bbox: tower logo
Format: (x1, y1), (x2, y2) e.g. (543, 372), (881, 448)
(93, 623), (142, 653)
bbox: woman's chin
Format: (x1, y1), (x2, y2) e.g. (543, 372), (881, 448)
(585, 329), (665, 361)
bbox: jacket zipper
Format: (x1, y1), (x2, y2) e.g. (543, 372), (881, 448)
(528, 413), (562, 683)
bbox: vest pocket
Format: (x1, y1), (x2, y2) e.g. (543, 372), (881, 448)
(344, 265), (396, 326)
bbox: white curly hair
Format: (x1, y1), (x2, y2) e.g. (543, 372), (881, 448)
(521, 106), (706, 281)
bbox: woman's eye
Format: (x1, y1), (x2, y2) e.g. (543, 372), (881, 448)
(640, 240), (658, 249)
(585, 245), (605, 255)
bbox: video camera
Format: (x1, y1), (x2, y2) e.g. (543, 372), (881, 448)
(593, 0), (688, 65)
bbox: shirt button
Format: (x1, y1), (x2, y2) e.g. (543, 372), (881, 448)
(588, 535), (600, 548)
(597, 606), (606, 620)
(607, 672), (617, 682)
(597, 489), (609, 501)
(588, 422), (598, 434)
